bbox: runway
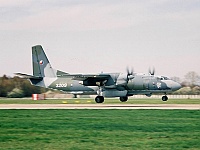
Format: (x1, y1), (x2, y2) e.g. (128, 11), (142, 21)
(0, 104), (199, 110)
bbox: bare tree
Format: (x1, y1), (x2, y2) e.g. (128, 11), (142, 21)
(171, 76), (181, 83)
(184, 71), (200, 87)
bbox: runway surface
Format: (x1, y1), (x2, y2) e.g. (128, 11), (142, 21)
(0, 104), (199, 110)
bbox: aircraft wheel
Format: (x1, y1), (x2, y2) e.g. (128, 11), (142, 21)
(120, 96), (128, 102)
(162, 95), (168, 101)
(95, 96), (104, 103)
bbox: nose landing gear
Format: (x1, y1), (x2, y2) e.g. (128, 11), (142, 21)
(162, 95), (168, 101)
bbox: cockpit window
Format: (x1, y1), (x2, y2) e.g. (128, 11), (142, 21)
(161, 76), (169, 80)
(159, 76), (169, 80)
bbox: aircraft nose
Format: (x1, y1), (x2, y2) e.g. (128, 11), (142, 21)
(171, 82), (182, 91)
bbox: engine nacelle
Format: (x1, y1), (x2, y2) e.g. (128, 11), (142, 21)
(100, 89), (128, 98)
(116, 73), (127, 86)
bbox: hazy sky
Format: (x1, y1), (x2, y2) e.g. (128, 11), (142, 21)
(0, 0), (200, 79)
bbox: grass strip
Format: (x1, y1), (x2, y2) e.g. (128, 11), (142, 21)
(0, 109), (199, 150)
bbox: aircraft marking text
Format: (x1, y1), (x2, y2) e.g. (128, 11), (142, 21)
(56, 83), (68, 88)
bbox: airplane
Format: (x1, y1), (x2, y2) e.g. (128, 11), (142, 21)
(16, 45), (182, 103)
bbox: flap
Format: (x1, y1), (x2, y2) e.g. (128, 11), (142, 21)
(59, 74), (110, 81)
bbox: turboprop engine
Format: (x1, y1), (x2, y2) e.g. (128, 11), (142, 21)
(115, 67), (135, 86)
(116, 74), (128, 86)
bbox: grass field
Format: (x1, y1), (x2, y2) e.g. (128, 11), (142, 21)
(0, 109), (199, 150)
(0, 98), (200, 104)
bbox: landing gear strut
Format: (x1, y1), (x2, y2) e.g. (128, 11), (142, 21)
(162, 95), (168, 101)
(95, 96), (104, 103)
(120, 96), (128, 102)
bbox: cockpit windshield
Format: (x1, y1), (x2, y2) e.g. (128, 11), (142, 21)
(160, 76), (170, 80)
(156, 76), (170, 80)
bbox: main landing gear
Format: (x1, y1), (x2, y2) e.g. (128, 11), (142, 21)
(95, 96), (129, 103)
(120, 96), (128, 102)
(162, 95), (168, 101)
(95, 96), (104, 103)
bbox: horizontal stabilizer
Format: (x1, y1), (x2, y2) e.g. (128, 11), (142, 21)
(15, 73), (43, 79)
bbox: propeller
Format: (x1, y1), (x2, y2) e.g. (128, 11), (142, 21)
(126, 66), (134, 80)
(126, 66), (134, 76)
(116, 66), (135, 86)
(149, 67), (155, 75)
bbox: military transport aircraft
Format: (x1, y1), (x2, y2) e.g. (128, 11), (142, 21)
(16, 45), (181, 103)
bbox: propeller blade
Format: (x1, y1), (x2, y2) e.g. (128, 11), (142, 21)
(126, 66), (130, 75)
(131, 67), (134, 75)
(149, 67), (155, 75)
(126, 66), (134, 75)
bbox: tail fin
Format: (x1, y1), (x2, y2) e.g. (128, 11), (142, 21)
(32, 45), (56, 77)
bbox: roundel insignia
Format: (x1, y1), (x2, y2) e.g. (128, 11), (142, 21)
(157, 82), (161, 88)
(39, 60), (44, 65)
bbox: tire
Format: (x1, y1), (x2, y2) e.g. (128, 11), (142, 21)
(120, 96), (128, 102)
(162, 96), (168, 101)
(95, 96), (104, 103)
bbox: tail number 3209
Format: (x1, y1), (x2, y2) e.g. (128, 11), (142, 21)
(56, 83), (68, 88)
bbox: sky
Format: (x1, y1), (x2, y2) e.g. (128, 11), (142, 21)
(0, 0), (200, 80)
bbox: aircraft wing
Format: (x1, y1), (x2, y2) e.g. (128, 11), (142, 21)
(60, 74), (109, 80)
(59, 74), (111, 86)
(71, 74), (109, 81)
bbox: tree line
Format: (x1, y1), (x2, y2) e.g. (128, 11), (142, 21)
(0, 75), (46, 98)
(171, 71), (200, 95)
(0, 71), (200, 98)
